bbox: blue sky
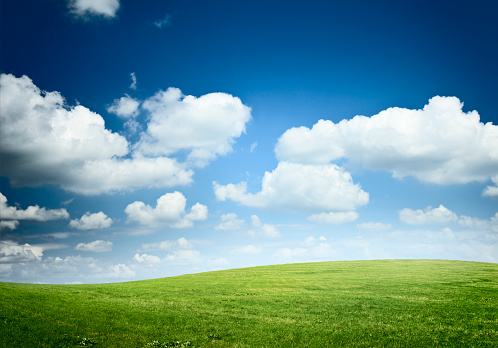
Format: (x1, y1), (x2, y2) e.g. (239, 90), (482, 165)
(1, 0), (497, 284)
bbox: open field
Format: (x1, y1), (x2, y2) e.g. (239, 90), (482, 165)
(1, 259), (497, 347)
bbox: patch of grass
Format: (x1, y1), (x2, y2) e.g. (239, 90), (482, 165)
(1, 260), (497, 347)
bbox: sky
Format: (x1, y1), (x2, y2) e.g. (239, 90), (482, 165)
(1, 0), (497, 284)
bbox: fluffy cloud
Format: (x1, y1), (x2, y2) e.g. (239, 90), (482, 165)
(133, 253), (161, 264)
(0, 193), (69, 222)
(214, 162), (369, 213)
(275, 96), (498, 185)
(0, 220), (19, 231)
(215, 213), (245, 231)
(107, 95), (140, 118)
(399, 205), (458, 225)
(125, 192), (208, 228)
(248, 215), (280, 238)
(0, 241), (43, 263)
(74, 240), (113, 252)
(0, 74), (193, 194)
(482, 177), (498, 199)
(69, 0), (119, 17)
(136, 87), (252, 167)
(69, 212), (113, 230)
(308, 211), (359, 224)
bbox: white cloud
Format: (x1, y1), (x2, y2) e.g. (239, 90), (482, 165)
(214, 161), (369, 213)
(74, 240), (113, 252)
(140, 237), (194, 252)
(137, 87), (252, 167)
(164, 249), (202, 265)
(458, 213), (498, 232)
(248, 215), (280, 238)
(108, 263), (135, 278)
(357, 222), (392, 231)
(275, 96), (498, 185)
(69, 0), (120, 18)
(482, 177), (498, 199)
(250, 142), (258, 152)
(399, 205), (458, 225)
(107, 94), (140, 118)
(0, 193), (69, 221)
(0, 220), (19, 231)
(308, 211), (359, 224)
(0, 241), (44, 263)
(69, 212), (113, 230)
(133, 253), (161, 264)
(125, 192), (207, 228)
(215, 213), (244, 231)
(0, 74), (193, 195)
(129, 72), (137, 90)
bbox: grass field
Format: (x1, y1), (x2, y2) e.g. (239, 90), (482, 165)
(1, 259), (497, 347)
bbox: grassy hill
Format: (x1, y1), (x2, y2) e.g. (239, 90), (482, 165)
(1, 259), (497, 347)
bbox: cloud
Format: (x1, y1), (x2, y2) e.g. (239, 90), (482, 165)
(154, 14), (172, 28)
(458, 213), (498, 232)
(248, 215), (280, 238)
(129, 72), (137, 90)
(0, 193), (69, 222)
(214, 162), (369, 214)
(133, 253), (161, 264)
(74, 240), (113, 252)
(399, 205), (458, 225)
(125, 192), (207, 228)
(164, 249), (202, 265)
(250, 142), (258, 152)
(275, 96), (498, 185)
(136, 87), (252, 167)
(69, 0), (120, 18)
(0, 220), (19, 231)
(215, 213), (245, 231)
(107, 94), (140, 118)
(308, 211), (359, 224)
(140, 237), (194, 252)
(69, 212), (113, 230)
(482, 177), (498, 199)
(357, 222), (392, 231)
(107, 263), (135, 278)
(0, 241), (44, 263)
(0, 74), (193, 194)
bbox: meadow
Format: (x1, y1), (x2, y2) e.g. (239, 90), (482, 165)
(1, 259), (497, 347)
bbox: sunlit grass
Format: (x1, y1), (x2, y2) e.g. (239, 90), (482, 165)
(1, 260), (497, 347)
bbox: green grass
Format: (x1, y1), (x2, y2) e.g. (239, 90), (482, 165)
(1, 260), (497, 347)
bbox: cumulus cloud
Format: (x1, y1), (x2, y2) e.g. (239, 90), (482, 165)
(275, 96), (498, 185)
(399, 205), (458, 225)
(248, 215), (280, 238)
(308, 211), (359, 224)
(0, 241), (44, 263)
(482, 177), (498, 199)
(125, 192), (207, 228)
(69, 0), (120, 18)
(133, 253), (161, 264)
(0, 220), (19, 231)
(136, 87), (252, 167)
(69, 212), (113, 230)
(0, 74), (193, 194)
(107, 263), (135, 278)
(107, 94), (140, 118)
(215, 213), (245, 231)
(214, 162), (369, 214)
(0, 193), (69, 222)
(74, 240), (113, 252)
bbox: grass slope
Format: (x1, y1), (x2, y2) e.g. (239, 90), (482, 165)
(1, 260), (497, 347)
